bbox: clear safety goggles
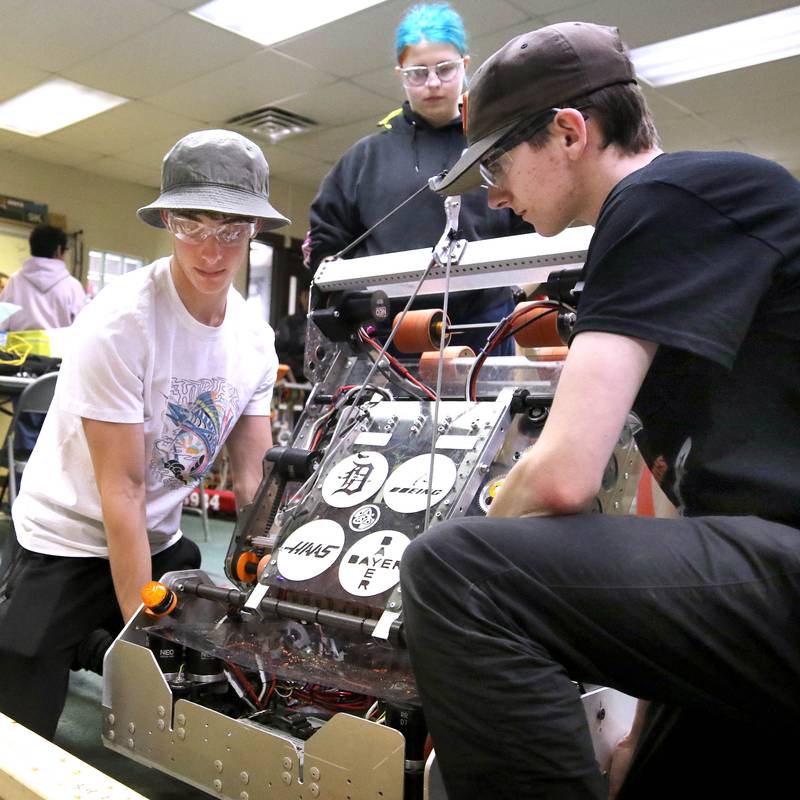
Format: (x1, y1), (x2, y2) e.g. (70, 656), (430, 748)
(478, 109), (561, 189)
(165, 212), (258, 246)
(397, 58), (464, 88)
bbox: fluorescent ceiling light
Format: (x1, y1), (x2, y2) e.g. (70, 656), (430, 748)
(191, 0), (386, 46)
(0, 78), (127, 137)
(630, 5), (800, 87)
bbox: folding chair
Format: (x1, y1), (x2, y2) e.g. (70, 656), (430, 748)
(3, 371), (58, 506)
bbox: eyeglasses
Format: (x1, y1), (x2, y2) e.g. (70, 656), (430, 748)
(479, 109), (561, 189)
(165, 212), (258, 246)
(396, 58), (464, 88)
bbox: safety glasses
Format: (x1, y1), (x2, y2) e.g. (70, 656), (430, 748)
(479, 108), (561, 189)
(397, 58), (464, 88)
(165, 212), (258, 246)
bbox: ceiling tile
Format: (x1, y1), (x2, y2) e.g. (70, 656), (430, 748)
(657, 114), (733, 152)
(540, 0), (795, 47)
(82, 157), (162, 188)
(657, 55), (800, 114)
(61, 13), (263, 99)
(145, 49), (337, 123)
(47, 101), (207, 156)
(9, 138), (103, 168)
(278, 118), (378, 163)
(278, 81), (400, 128)
(259, 145), (327, 179)
(350, 66), (406, 101)
(0, 0), (175, 72)
(280, 162), (335, 191)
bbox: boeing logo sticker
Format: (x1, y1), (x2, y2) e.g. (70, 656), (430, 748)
(277, 519), (345, 582)
(321, 451), (389, 509)
(383, 453), (457, 513)
(338, 530), (410, 597)
(349, 504), (381, 533)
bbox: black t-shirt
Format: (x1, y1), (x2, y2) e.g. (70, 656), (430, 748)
(572, 151), (800, 526)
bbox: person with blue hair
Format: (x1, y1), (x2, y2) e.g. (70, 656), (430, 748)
(308, 3), (531, 355)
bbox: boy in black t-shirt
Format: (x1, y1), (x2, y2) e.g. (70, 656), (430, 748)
(399, 22), (800, 800)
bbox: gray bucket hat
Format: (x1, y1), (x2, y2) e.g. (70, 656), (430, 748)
(137, 129), (290, 231)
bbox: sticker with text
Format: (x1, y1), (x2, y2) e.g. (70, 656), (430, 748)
(321, 451), (389, 508)
(338, 530), (410, 597)
(383, 453), (457, 513)
(277, 519), (345, 582)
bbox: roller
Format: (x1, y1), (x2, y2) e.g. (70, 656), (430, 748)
(392, 308), (450, 353)
(418, 345), (475, 385)
(512, 302), (564, 348)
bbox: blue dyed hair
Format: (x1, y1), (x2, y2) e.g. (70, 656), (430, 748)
(395, 3), (467, 62)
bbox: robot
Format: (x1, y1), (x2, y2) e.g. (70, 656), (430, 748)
(102, 207), (639, 799)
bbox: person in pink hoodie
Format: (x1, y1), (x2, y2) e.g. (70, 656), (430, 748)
(0, 224), (86, 332)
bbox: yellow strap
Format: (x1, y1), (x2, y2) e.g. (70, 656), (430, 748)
(377, 107), (403, 130)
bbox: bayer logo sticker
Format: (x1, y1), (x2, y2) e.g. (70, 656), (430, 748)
(349, 504), (381, 532)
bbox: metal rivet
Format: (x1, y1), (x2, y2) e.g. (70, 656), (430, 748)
(157, 706), (166, 718)
(310, 783), (320, 797)
(282, 757), (292, 770)
(281, 771), (292, 785)
(240, 772), (249, 784)
(107, 714), (115, 725)
(310, 767), (320, 781)
(177, 727), (186, 740)
(127, 738), (135, 749)
(176, 713), (186, 726)
(107, 730), (115, 742)
(213, 779), (223, 791)
(240, 793), (249, 800)
(128, 722), (135, 734)
(214, 760), (223, 773)
(157, 720), (165, 731)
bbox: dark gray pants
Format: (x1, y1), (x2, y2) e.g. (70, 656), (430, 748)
(400, 514), (800, 799)
(0, 536), (200, 739)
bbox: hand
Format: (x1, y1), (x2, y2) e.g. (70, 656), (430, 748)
(607, 735), (636, 799)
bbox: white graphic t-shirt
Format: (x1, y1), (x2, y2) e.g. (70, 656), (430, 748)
(13, 257), (278, 557)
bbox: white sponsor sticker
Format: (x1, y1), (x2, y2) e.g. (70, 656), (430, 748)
(338, 530), (410, 597)
(321, 451), (389, 508)
(349, 503), (381, 532)
(277, 519), (345, 582)
(383, 453), (457, 513)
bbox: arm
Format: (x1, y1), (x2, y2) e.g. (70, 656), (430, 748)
(488, 331), (657, 518)
(82, 417), (149, 623)
(224, 413), (273, 511)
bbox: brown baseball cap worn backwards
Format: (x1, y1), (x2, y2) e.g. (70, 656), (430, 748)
(432, 22), (637, 195)
(138, 129), (290, 230)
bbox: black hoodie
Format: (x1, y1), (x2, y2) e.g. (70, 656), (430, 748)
(308, 102), (533, 353)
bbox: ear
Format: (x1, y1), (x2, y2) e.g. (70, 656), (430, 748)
(462, 54), (471, 70)
(253, 219), (265, 236)
(160, 209), (170, 227)
(553, 108), (588, 159)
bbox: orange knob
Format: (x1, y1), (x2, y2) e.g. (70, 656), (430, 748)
(141, 581), (177, 617)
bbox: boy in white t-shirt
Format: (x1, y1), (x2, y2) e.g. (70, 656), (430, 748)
(0, 129), (290, 739)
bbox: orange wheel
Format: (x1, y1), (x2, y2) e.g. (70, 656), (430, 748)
(418, 346), (475, 384)
(512, 303), (563, 348)
(392, 309), (450, 353)
(235, 551), (260, 583)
